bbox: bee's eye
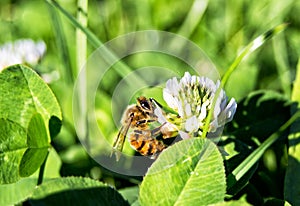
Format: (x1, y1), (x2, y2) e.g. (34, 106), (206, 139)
(141, 101), (151, 110)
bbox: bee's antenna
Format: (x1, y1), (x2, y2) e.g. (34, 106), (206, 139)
(150, 97), (179, 116)
(150, 97), (163, 108)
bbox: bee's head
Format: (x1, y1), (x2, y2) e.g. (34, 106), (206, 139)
(137, 96), (152, 112)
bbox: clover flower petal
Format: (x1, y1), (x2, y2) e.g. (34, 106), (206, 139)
(185, 115), (199, 132)
(0, 39), (46, 71)
(154, 105), (167, 124)
(163, 72), (237, 137)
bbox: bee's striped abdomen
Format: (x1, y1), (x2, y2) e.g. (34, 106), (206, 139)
(129, 130), (165, 156)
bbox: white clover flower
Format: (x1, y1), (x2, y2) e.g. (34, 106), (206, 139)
(0, 39), (46, 71)
(162, 72), (237, 138)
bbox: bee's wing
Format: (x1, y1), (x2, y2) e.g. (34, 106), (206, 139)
(111, 117), (132, 161)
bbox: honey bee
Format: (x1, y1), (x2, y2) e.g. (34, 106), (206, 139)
(111, 96), (178, 161)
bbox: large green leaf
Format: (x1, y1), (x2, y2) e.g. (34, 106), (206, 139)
(0, 65), (62, 184)
(29, 177), (129, 206)
(139, 138), (226, 206)
(0, 178), (37, 206)
(19, 113), (49, 177)
(42, 147), (62, 178)
(0, 65), (61, 131)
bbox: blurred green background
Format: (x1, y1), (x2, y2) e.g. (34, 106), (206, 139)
(1, 0), (299, 190)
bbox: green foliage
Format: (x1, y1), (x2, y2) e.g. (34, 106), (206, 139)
(140, 138), (226, 205)
(0, 0), (300, 205)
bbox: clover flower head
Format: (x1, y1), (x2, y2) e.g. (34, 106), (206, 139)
(0, 39), (46, 71)
(162, 72), (237, 137)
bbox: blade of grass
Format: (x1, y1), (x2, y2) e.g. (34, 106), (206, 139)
(203, 24), (288, 138)
(177, 0), (208, 38)
(46, 2), (74, 84)
(170, 0), (208, 51)
(284, 57), (300, 206)
(135, 0), (152, 29)
(221, 23), (288, 87)
(291, 59), (300, 101)
(45, 0), (143, 85)
(76, 0), (90, 152)
(272, 33), (291, 97)
(76, 0), (88, 77)
(46, 0), (101, 49)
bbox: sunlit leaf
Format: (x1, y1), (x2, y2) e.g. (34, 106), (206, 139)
(43, 148), (62, 178)
(0, 178), (37, 206)
(140, 138), (226, 206)
(0, 148), (61, 206)
(19, 113), (49, 177)
(0, 65), (62, 183)
(0, 65), (61, 130)
(0, 119), (27, 184)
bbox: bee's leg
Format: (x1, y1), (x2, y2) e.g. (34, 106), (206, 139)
(150, 123), (166, 137)
(133, 129), (158, 140)
(160, 122), (179, 139)
(111, 113), (134, 161)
